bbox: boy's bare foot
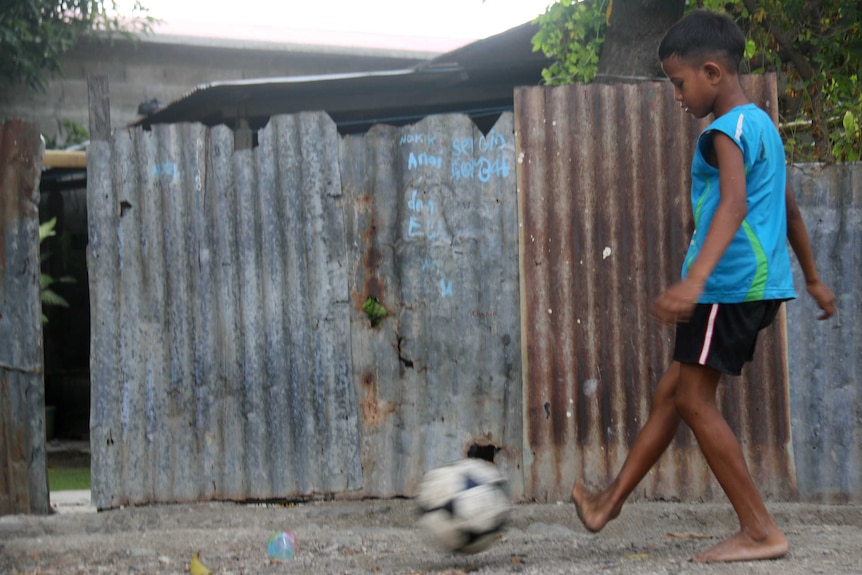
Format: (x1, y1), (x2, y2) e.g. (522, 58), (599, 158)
(571, 480), (621, 533)
(693, 528), (788, 563)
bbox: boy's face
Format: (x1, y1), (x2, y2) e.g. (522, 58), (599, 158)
(661, 55), (718, 119)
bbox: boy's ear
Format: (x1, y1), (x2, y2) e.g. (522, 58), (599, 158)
(702, 61), (722, 83)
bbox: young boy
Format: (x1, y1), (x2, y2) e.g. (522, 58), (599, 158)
(571, 10), (836, 563)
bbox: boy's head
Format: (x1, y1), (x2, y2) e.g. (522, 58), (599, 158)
(658, 10), (745, 72)
(659, 10), (748, 119)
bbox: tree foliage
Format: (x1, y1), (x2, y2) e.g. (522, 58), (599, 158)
(531, 0), (608, 84)
(0, 0), (154, 93)
(532, 0), (862, 162)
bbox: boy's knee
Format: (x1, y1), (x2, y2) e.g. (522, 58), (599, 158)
(653, 388), (677, 415)
(673, 389), (701, 421)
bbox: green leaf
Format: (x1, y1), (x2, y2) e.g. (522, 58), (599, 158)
(362, 296), (389, 328)
(39, 217), (57, 242)
(843, 111), (858, 134)
(41, 288), (70, 308)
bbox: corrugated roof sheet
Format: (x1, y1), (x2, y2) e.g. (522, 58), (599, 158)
(134, 23), (548, 134)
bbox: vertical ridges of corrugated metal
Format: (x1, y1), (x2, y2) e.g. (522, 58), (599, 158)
(516, 76), (795, 503)
(89, 114), (363, 508)
(788, 163), (862, 503)
(342, 113), (523, 498)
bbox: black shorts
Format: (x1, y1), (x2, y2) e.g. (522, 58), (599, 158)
(673, 300), (785, 376)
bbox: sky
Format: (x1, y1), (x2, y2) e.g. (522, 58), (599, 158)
(128, 0), (555, 42)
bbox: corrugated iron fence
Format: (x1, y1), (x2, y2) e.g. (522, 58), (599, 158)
(787, 164), (862, 503)
(514, 76), (795, 503)
(89, 116), (363, 507)
(84, 78), (860, 510)
(0, 120), (49, 515)
(341, 114), (524, 498)
(88, 112), (522, 509)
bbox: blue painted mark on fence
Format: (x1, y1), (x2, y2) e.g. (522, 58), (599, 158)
(400, 133), (437, 146)
(451, 128), (507, 157)
(406, 190), (441, 239)
(152, 162), (177, 177)
(448, 128), (510, 181)
(408, 152), (443, 170)
(451, 157), (510, 182)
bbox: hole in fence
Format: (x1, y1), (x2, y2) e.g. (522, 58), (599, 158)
(467, 443), (498, 463)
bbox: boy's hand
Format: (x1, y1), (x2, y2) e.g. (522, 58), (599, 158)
(652, 278), (703, 324)
(806, 279), (837, 320)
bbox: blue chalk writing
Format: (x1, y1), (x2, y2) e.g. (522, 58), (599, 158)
(408, 152), (443, 170)
(440, 279), (453, 297)
(408, 189), (434, 213)
(451, 129), (508, 157)
(152, 162), (177, 177)
(451, 157), (510, 182)
(407, 216), (424, 237)
(400, 133), (437, 146)
(406, 190), (441, 239)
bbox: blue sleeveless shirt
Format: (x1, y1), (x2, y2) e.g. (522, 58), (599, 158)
(682, 103), (796, 303)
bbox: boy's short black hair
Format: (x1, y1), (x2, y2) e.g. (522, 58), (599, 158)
(658, 10), (745, 71)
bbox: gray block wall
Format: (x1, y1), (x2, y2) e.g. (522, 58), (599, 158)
(0, 37), (431, 146)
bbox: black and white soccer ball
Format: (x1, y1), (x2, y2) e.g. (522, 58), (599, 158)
(416, 458), (511, 554)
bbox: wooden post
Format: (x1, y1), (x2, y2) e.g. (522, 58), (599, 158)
(0, 120), (49, 515)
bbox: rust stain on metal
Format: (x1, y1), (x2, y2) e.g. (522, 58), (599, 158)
(364, 245), (382, 271)
(363, 243), (385, 304)
(359, 370), (394, 427)
(353, 205), (387, 311)
(515, 76), (793, 503)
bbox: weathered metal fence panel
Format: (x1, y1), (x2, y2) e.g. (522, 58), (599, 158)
(341, 113), (523, 498)
(514, 76), (795, 503)
(88, 114), (362, 509)
(87, 90), (859, 508)
(787, 163), (862, 503)
(0, 120), (48, 515)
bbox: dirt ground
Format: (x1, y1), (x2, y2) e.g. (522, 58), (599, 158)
(1, 494), (860, 575)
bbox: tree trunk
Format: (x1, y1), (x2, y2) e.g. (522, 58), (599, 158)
(595, 0), (686, 83)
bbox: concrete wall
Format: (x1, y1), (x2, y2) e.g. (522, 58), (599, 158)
(0, 36), (433, 147)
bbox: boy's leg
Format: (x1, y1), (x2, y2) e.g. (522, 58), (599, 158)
(675, 362), (788, 562)
(572, 362), (682, 532)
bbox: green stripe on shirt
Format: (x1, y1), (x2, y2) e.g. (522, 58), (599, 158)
(741, 220), (768, 301)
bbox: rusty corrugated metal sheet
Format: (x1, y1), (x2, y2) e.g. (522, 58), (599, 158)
(88, 111), (524, 508)
(787, 163), (862, 503)
(0, 120), (49, 515)
(515, 76), (795, 503)
(340, 113), (523, 498)
(88, 114), (363, 509)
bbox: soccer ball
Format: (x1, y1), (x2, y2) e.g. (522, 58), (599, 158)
(416, 458), (511, 554)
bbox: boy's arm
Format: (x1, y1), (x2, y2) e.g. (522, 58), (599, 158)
(785, 182), (836, 319)
(652, 132), (747, 323)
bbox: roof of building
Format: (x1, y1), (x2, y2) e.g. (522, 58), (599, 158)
(146, 19), (469, 58)
(135, 21), (548, 134)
